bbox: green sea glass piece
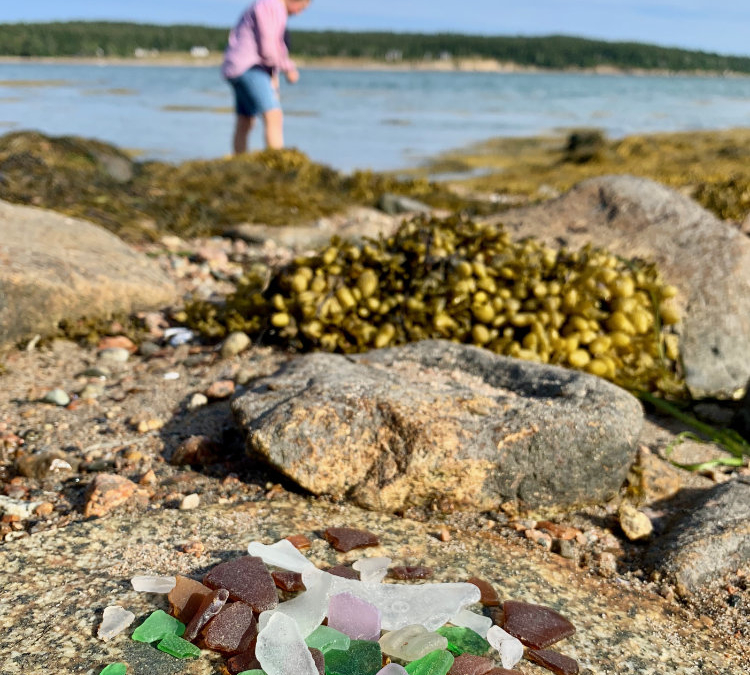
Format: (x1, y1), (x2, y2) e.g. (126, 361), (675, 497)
(435, 626), (490, 656)
(99, 664), (127, 675)
(236, 671), (267, 675)
(325, 639), (382, 675)
(306, 625), (351, 654)
(404, 649), (454, 675)
(131, 609), (185, 643)
(156, 632), (201, 659)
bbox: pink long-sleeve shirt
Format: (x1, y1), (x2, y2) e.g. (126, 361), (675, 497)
(221, 0), (296, 79)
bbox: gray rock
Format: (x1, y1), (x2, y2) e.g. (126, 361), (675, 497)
(377, 192), (432, 215)
(0, 498), (743, 674)
(0, 199), (176, 348)
(648, 477), (750, 593)
(491, 175), (750, 399)
(231, 340), (643, 511)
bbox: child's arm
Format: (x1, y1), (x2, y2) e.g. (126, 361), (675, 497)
(255, 0), (298, 80)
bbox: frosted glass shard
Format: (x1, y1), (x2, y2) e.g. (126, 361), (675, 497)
(258, 569), (332, 637)
(487, 625), (524, 670)
(449, 609), (493, 638)
(131, 575), (176, 593)
(97, 606), (135, 641)
(248, 539), (316, 574)
(328, 592), (381, 641)
(352, 557), (391, 584)
(379, 624), (448, 661)
(322, 573), (481, 631)
(377, 665), (409, 675)
(256, 612), (320, 675)
(305, 625), (351, 654)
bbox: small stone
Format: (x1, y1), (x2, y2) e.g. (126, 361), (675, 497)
(526, 649), (580, 675)
(15, 450), (76, 479)
(272, 570), (305, 592)
(170, 435), (220, 466)
(98, 336), (137, 353)
(390, 566), (434, 581)
(131, 609), (185, 643)
(79, 383), (105, 400)
(466, 578), (499, 607)
(157, 632), (202, 659)
(188, 392), (209, 409)
(84, 473), (140, 518)
(323, 526), (380, 552)
(34, 501), (54, 517)
(379, 624), (448, 661)
(595, 551), (618, 577)
(131, 575), (176, 593)
(222, 331), (251, 358)
(486, 625), (524, 670)
(136, 417), (164, 433)
(180, 493), (201, 510)
(168, 575), (214, 623)
(98, 347), (131, 363)
(618, 502), (653, 541)
(184, 588), (229, 641)
(99, 664), (127, 675)
(438, 527), (451, 542)
(0, 495), (41, 520)
(436, 626), (490, 656)
(139, 469), (157, 486)
(525, 529), (553, 549)
(203, 555), (278, 612)
(501, 601), (575, 649)
(205, 379), (235, 399)
(98, 606), (135, 641)
(325, 639), (383, 675)
(353, 556), (391, 583)
(305, 625), (351, 654)
(286, 533), (312, 550)
(42, 388), (70, 406)
(535, 521), (580, 541)
(405, 649), (454, 675)
(328, 592), (381, 641)
(202, 601), (258, 654)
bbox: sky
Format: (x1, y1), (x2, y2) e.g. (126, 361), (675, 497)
(1, 0), (748, 58)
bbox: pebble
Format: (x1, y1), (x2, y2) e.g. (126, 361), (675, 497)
(97, 347), (131, 363)
(78, 383), (104, 400)
(15, 451), (76, 479)
(205, 379), (236, 399)
(525, 529), (553, 550)
(42, 388), (70, 406)
(187, 393), (208, 409)
(83, 473), (141, 518)
(136, 417), (165, 434)
(0, 495), (43, 520)
(221, 331), (251, 358)
(618, 502), (653, 541)
(98, 336), (137, 353)
(179, 493), (200, 510)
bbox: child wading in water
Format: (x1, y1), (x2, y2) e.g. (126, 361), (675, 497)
(222, 0), (311, 154)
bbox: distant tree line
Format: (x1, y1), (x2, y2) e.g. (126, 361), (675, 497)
(0, 21), (748, 74)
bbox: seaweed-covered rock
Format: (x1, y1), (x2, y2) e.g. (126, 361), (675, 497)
(231, 340), (643, 511)
(0, 200), (176, 348)
(494, 175), (750, 399)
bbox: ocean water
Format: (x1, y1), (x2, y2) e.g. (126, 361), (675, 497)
(0, 62), (749, 172)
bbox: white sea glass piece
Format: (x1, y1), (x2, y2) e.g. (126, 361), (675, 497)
(379, 624), (448, 660)
(256, 612), (320, 675)
(487, 624), (525, 669)
(130, 575), (176, 593)
(376, 664), (409, 675)
(449, 608), (493, 637)
(248, 538), (316, 573)
(97, 605), (135, 641)
(258, 568), (332, 637)
(352, 556), (391, 583)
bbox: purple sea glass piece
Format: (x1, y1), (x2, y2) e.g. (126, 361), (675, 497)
(327, 591), (382, 641)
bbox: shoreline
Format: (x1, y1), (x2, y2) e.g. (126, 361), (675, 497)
(0, 54), (746, 78)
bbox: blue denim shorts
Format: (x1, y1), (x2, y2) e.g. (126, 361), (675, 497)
(229, 66), (280, 117)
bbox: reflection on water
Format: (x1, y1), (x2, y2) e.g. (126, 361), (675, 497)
(0, 63), (749, 172)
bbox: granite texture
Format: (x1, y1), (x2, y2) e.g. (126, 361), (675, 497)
(0, 496), (743, 675)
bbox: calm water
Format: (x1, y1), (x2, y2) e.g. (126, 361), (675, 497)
(0, 62), (749, 172)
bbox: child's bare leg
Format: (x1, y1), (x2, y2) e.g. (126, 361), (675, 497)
(233, 115), (254, 154)
(263, 109), (284, 149)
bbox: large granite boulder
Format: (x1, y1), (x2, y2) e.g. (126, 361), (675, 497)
(232, 340), (643, 511)
(491, 175), (750, 399)
(0, 200), (176, 348)
(0, 498), (743, 674)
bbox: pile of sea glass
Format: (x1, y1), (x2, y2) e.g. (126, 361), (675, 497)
(98, 527), (579, 675)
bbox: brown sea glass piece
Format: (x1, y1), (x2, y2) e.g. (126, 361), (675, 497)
(286, 533), (312, 550)
(310, 647), (325, 675)
(203, 555), (278, 612)
(502, 600), (576, 649)
(168, 575), (213, 623)
(326, 564), (359, 579)
(485, 670), (523, 675)
(467, 577), (500, 607)
(226, 642), (260, 674)
(448, 653), (498, 674)
(272, 570), (305, 592)
(323, 527), (379, 552)
(389, 565), (434, 580)
(201, 601), (258, 654)
(526, 649), (580, 675)
(184, 588), (229, 641)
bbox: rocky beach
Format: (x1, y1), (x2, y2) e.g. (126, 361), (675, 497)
(1, 129), (749, 675)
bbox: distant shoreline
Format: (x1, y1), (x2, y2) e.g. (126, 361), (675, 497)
(0, 54), (746, 78)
